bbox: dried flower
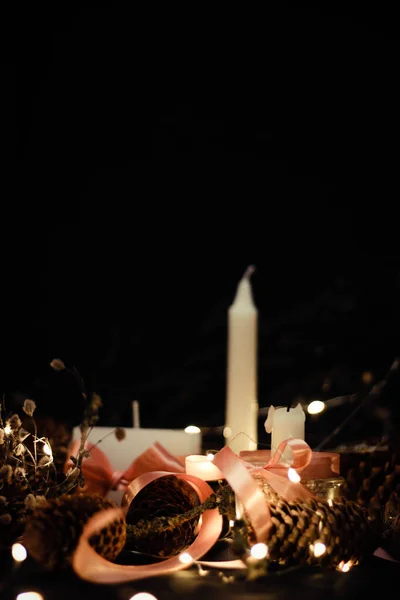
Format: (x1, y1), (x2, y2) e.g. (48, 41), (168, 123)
(91, 393), (102, 410)
(115, 427), (126, 441)
(0, 465), (13, 485)
(14, 443), (26, 456)
(50, 358), (65, 371)
(0, 429), (4, 445)
(24, 494), (37, 511)
(9, 414), (22, 430)
(14, 467), (26, 481)
(34, 496), (48, 508)
(23, 399), (36, 417)
(0, 496), (8, 509)
(0, 513), (12, 525)
(18, 429), (30, 442)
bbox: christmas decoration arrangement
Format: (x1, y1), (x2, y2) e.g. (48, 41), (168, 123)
(1, 358), (400, 587)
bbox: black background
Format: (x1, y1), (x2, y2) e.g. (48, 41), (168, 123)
(2, 6), (400, 445)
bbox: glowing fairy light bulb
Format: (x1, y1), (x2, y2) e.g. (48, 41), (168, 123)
(16, 593), (44, 600)
(179, 552), (193, 565)
(12, 543), (27, 562)
(307, 400), (326, 415)
(130, 594), (159, 600)
(184, 426), (201, 435)
(312, 542), (326, 557)
(288, 468), (301, 483)
(4, 424), (12, 435)
(206, 452), (214, 460)
(338, 559), (353, 572)
(223, 426), (232, 438)
(42, 442), (52, 456)
(250, 543), (268, 559)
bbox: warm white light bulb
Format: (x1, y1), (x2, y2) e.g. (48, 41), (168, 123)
(223, 426), (232, 438)
(16, 593), (44, 600)
(288, 468), (301, 483)
(184, 425), (201, 435)
(250, 543), (268, 559)
(206, 453), (214, 461)
(12, 543), (27, 562)
(4, 424), (12, 435)
(130, 593), (159, 600)
(307, 400), (326, 415)
(42, 442), (52, 456)
(179, 552), (193, 565)
(313, 542), (326, 557)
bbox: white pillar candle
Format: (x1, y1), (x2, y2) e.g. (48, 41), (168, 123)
(224, 266), (258, 454)
(185, 454), (224, 481)
(264, 404), (305, 459)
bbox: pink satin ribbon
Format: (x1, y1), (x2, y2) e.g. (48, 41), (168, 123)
(71, 438), (319, 583)
(65, 439), (185, 496)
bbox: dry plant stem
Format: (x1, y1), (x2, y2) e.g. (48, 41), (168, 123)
(315, 357), (400, 451)
(126, 484), (233, 541)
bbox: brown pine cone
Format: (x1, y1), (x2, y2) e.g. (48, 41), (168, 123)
(243, 497), (380, 569)
(23, 493), (126, 571)
(125, 475), (200, 558)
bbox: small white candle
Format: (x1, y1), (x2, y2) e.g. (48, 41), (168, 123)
(264, 403), (305, 459)
(225, 266), (258, 454)
(185, 454), (224, 481)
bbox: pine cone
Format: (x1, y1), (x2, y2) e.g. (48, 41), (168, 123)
(23, 493), (126, 570)
(343, 461), (400, 521)
(242, 497), (380, 569)
(125, 475), (200, 558)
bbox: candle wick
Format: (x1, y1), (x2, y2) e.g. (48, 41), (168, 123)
(243, 265), (256, 280)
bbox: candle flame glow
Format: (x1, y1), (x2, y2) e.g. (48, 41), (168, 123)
(12, 543), (27, 562)
(184, 426), (201, 435)
(179, 552), (193, 565)
(288, 468), (301, 483)
(250, 543), (268, 559)
(307, 400), (326, 415)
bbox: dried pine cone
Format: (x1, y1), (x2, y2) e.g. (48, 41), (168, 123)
(125, 475), (200, 557)
(23, 493), (126, 570)
(343, 460), (400, 522)
(240, 497), (380, 569)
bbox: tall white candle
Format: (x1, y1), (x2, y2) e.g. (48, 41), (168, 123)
(264, 404), (305, 461)
(225, 266), (258, 454)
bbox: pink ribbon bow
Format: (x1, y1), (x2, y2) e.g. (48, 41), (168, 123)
(65, 439), (186, 496)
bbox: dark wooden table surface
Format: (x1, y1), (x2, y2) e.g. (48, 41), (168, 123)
(1, 549), (399, 600)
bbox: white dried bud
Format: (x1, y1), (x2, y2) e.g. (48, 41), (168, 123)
(0, 513), (12, 525)
(23, 399), (36, 417)
(50, 358), (66, 371)
(15, 443), (26, 456)
(24, 494), (37, 511)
